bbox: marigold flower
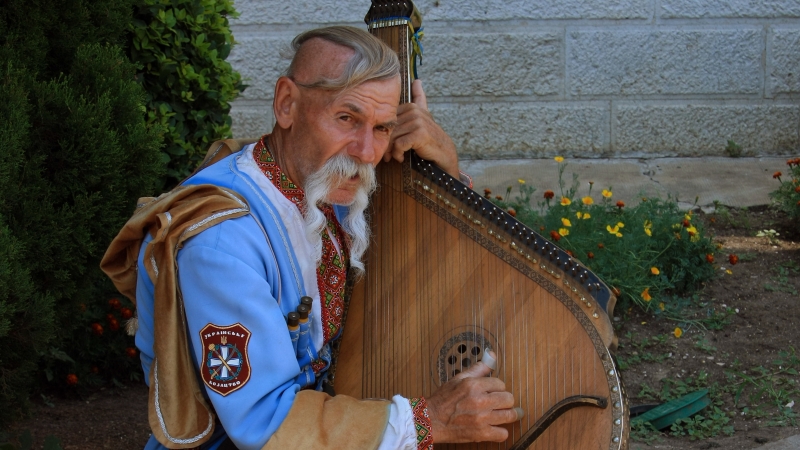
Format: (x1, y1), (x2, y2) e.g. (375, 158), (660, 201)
(559, 227), (570, 237)
(565, 250), (574, 257)
(658, 302), (665, 311)
(507, 208), (516, 217)
(651, 267), (660, 275)
(125, 347), (138, 358)
(729, 254), (739, 265)
(518, 179), (525, 184)
(587, 251), (595, 259)
(121, 307), (133, 320)
(549, 230), (561, 241)
(106, 313), (116, 322)
(109, 318), (119, 331)
(543, 190), (554, 199)
(598, 243), (605, 249)
(484, 188), (492, 197)
(616, 201), (625, 208)
(773, 171), (782, 179)
(66, 374), (78, 386)
(495, 195), (503, 201)
(108, 298), (121, 310)
(560, 197), (572, 206)
(682, 219), (690, 227)
(91, 323), (103, 336)
(687, 225), (697, 236)
(606, 224), (619, 234)
(540, 226), (546, 231)
(616, 222), (625, 228)
(602, 189), (612, 198)
(561, 218), (572, 227)
(582, 212), (591, 219)
(554, 156), (564, 162)
(797, 200), (800, 206)
(706, 254), (715, 263)
(644, 228), (652, 236)
(795, 186), (800, 193)
(582, 196), (594, 205)
(673, 327), (683, 338)
(641, 287), (652, 302)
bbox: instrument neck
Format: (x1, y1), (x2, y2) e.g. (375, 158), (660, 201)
(367, 20), (414, 105)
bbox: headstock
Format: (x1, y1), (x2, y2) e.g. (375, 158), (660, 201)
(364, 0), (422, 30)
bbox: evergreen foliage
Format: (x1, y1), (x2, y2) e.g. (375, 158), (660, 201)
(0, 0), (163, 423)
(130, 0), (245, 188)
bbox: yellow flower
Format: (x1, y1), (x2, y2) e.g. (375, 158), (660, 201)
(645, 228), (652, 237)
(581, 196), (594, 205)
(560, 197), (572, 206)
(518, 179), (525, 184)
(641, 287), (652, 302)
(615, 232), (623, 238)
(576, 211), (583, 219)
(644, 220), (653, 236)
(561, 218), (572, 227)
(558, 227), (570, 237)
(582, 212), (591, 219)
(554, 156), (564, 162)
(726, 269), (733, 275)
(658, 302), (665, 311)
(651, 267), (660, 275)
(602, 189), (612, 198)
(673, 327), (683, 338)
(616, 222), (625, 228)
(606, 224), (619, 234)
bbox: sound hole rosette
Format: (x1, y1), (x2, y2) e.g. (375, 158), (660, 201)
(432, 326), (499, 386)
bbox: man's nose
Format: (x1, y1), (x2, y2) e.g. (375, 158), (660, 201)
(348, 127), (378, 165)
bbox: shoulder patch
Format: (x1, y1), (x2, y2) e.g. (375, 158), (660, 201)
(199, 323), (252, 396)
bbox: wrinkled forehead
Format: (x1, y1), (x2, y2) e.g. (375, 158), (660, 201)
(291, 38), (355, 85)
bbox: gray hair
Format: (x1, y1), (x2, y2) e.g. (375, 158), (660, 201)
(283, 26), (400, 92)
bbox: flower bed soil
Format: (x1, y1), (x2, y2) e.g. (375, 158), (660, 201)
(11, 206), (800, 449)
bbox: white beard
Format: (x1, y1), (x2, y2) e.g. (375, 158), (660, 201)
(301, 154), (377, 274)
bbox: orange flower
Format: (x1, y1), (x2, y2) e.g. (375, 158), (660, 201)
(729, 254), (739, 265)
(795, 186), (800, 193)
(673, 327), (683, 338)
(507, 208), (516, 217)
(641, 287), (652, 302)
(650, 267), (660, 275)
(597, 243), (605, 249)
(565, 250), (574, 257)
(125, 347), (138, 358)
(682, 219), (690, 228)
(484, 188), (492, 197)
(91, 323), (103, 336)
(495, 195), (503, 201)
(582, 196), (594, 205)
(773, 171), (782, 179)
(549, 230), (561, 242)
(108, 318), (119, 331)
(706, 254), (715, 263)
(560, 197), (572, 206)
(121, 307), (133, 320)
(66, 374), (78, 386)
(587, 251), (595, 259)
(616, 200), (625, 208)
(108, 298), (121, 310)
(554, 156), (564, 162)
(602, 189), (612, 198)
(543, 190), (554, 199)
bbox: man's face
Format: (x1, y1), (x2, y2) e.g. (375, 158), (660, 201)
(291, 76), (401, 205)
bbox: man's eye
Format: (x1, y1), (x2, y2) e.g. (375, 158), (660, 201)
(339, 115), (352, 122)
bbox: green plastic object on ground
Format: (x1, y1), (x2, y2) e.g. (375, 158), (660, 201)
(631, 389), (711, 430)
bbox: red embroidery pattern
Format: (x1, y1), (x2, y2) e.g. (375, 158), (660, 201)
(409, 397), (434, 450)
(251, 135), (348, 345)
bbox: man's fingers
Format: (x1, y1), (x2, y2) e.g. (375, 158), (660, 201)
(487, 407), (525, 425)
(453, 360), (492, 380)
(411, 79), (428, 110)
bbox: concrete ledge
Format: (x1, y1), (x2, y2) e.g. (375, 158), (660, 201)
(660, 0), (800, 19)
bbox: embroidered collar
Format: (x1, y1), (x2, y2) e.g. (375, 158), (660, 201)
(252, 135), (305, 207)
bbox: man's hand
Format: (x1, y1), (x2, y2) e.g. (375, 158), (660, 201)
(385, 79), (460, 178)
(425, 356), (524, 443)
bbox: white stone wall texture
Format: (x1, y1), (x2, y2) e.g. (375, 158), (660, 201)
(228, 0), (800, 158)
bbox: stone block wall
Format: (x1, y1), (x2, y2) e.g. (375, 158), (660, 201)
(228, 0), (800, 158)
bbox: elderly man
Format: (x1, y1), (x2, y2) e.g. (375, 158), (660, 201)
(103, 26), (520, 450)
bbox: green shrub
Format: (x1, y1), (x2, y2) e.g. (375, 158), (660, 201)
(129, 0), (246, 188)
(0, 0), (162, 423)
(489, 158), (717, 312)
(769, 158), (800, 220)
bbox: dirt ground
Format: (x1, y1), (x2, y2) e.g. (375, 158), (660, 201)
(11, 206), (800, 449)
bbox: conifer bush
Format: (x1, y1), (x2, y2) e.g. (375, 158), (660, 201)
(0, 0), (162, 423)
(129, 0), (246, 188)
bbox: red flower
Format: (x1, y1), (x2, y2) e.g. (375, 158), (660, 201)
(682, 219), (690, 227)
(66, 374), (78, 386)
(108, 298), (121, 310)
(587, 252), (595, 259)
(125, 347), (138, 358)
(540, 226), (545, 231)
(706, 254), (715, 263)
(495, 195), (503, 201)
(549, 230), (561, 242)
(773, 171), (782, 179)
(616, 201), (625, 208)
(597, 243), (605, 249)
(795, 186), (800, 193)
(120, 307), (133, 320)
(106, 313), (116, 322)
(91, 323), (103, 336)
(728, 254), (739, 265)
(108, 318), (119, 331)
(565, 250), (574, 257)
(507, 208), (516, 217)
(483, 188), (492, 198)
(543, 190), (555, 199)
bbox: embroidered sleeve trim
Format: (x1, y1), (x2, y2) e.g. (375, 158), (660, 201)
(408, 397), (434, 450)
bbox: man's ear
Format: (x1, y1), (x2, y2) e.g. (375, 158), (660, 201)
(273, 76), (298, 129)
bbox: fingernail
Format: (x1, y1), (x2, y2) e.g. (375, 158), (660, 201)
(482, 348), (497, 370)
(514, 407), (525, 420)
